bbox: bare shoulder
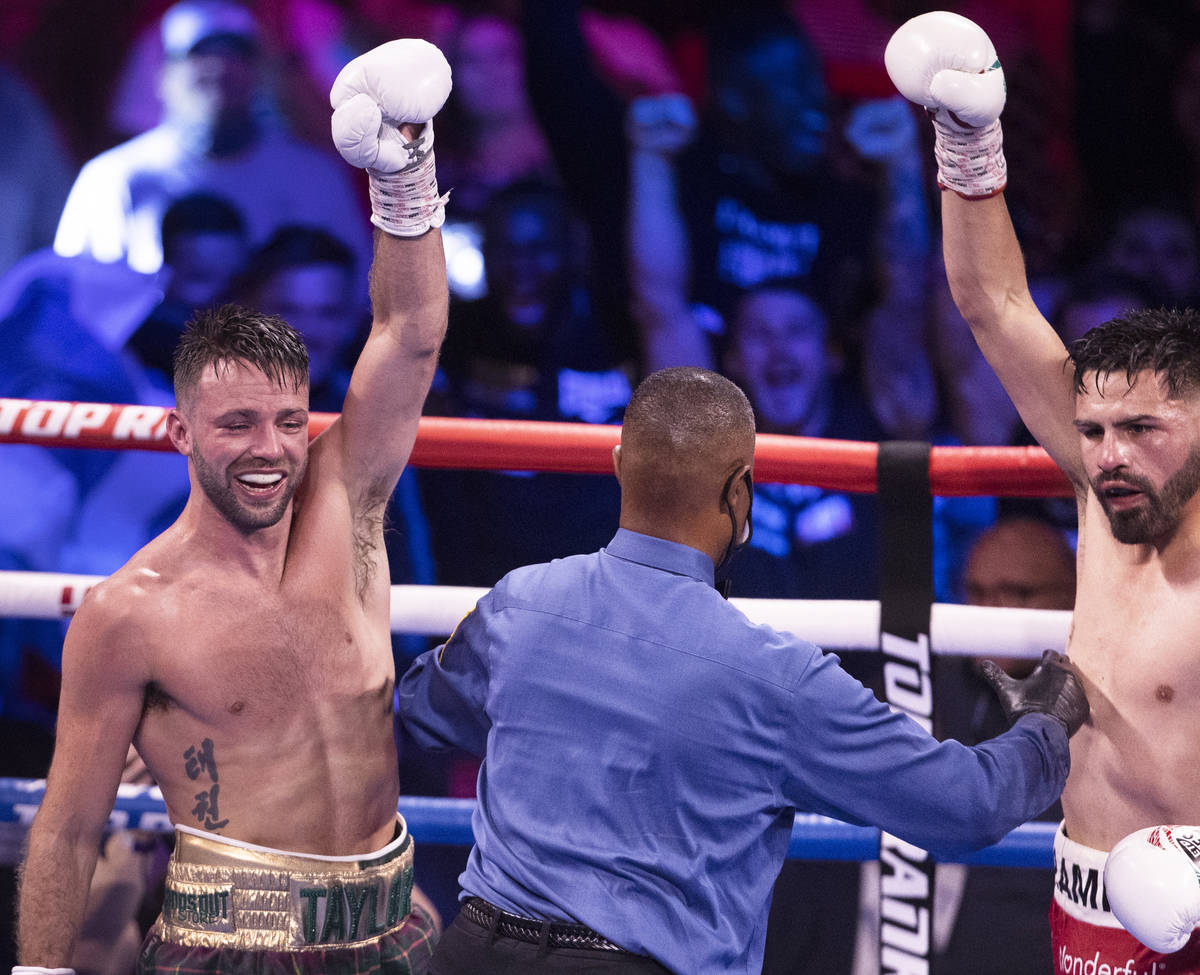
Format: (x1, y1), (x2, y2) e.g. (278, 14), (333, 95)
(67, 538), (189, 672)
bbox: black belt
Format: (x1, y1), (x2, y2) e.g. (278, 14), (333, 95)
(460, 897), (628, 952)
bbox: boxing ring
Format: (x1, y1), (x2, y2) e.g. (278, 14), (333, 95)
(0, 399), (1076, 961)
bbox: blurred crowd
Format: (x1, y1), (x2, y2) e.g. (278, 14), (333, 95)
(0, 0), (1194, 972)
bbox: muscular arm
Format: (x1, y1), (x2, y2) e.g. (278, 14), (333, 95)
(883, 13), (1082, 459)
(322, 43), (452, 509)
(331, 222), (448, 506)
(941, 189), (1082, 479)
(17, 588), (147, 965)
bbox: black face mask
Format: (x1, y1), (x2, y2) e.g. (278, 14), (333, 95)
(715, 466), (754, 598)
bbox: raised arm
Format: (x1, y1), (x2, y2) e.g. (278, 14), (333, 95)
(17, 585), (148, 967)
(886, 13), (1083, 479)
(845, 97), (938, 439)
(625, 94), (716, 373)
(323, 39), (452, 500)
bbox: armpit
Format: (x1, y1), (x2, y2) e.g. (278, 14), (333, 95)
(143, 681), (173, 714)
(352, 498), (388, 601)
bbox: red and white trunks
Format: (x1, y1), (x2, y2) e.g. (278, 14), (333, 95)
(1051, 822), (1200, 975)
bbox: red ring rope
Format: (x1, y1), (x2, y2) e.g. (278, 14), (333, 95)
(0, 398), (1073, 497)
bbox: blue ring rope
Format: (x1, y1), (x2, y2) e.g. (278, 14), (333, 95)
(0, 777), (1056, 868)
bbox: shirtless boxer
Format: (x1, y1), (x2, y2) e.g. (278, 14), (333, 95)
(887, 12), (1200, 971)
(14, 38), (451, 975)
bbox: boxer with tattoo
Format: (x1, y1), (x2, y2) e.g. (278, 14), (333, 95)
(16, 37), (452, 975)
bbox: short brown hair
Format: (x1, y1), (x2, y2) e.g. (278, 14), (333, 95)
(173, 304), (309, 407)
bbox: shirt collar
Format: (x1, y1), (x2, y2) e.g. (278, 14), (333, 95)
(603, 528), (715, 587)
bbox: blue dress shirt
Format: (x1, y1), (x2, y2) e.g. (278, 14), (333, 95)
(397, 528), (1069, 974)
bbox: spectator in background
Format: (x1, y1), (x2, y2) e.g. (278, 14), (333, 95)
(106, 0), (460, 148)
(437, 10), (556, 223)
(53, 0), (370, 289)
(520, 0), (687, 365)
(961, 514), (1077, 616)
(436, 10), (559, 301)
(622, 8), (934, 430)
(124, 190), (249, 400)
(625, 64), (934, 602)
(0, 64), (74, 278)
(234, 224), (364, 411)
(1099, 202), (1200, 310)
(682, 10), (929, 350)
(717, 284), (884, 603)
(421, 179), (632, 590)
(1050, 266), (1163, 348)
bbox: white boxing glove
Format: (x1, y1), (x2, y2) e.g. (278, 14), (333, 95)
(884, 11), (1006, 199)
(1104, 825), (1200, 954)
(329, 38), (452, 237)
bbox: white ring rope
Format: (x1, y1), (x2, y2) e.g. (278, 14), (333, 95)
(0, 570), (1069, 657)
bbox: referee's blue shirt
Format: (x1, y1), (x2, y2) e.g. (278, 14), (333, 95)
(397, 528), (1069, 974)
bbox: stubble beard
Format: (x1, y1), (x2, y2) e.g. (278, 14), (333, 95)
(192, 447), (304, 534)
(1093, 445), (1200, 545)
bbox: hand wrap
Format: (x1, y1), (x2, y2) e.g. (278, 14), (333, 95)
(884, 10), (1008, 198)
(329, 39), (452, 237)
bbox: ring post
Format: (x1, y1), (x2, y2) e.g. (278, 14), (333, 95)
(876, 441), (936, 972)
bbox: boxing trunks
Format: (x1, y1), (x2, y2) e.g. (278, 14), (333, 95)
(138, 818), (437, 974)
(1050, 822), (1200, 974)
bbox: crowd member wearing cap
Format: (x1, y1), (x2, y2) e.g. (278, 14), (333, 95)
(52, 0), (369, 292)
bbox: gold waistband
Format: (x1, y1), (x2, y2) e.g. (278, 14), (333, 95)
(155, 819), (414, 951)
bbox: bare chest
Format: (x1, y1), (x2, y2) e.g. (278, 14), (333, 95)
(150, 584), (390, 724)
(1070, 561), (1200, 718)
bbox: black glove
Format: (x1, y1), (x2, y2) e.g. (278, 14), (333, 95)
(980, 649), (1089, 737)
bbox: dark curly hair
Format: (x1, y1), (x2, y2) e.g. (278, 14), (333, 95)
(1068, 307), (1200, 397)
